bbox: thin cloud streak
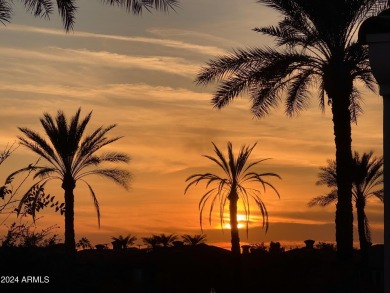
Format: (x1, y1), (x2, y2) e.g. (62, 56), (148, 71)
(0, 46), (199, 77)
(5, 24), (226, 56)
(0, 83), (211, 102)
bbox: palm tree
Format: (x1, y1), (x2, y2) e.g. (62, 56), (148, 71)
(0, 0), (178, 31)
(17, 108), (131, 251)
(142, 235), (160, 250)
(196, 0), (378, 261)
(181, 234), (207, 246)
(309, 151), (383, 256)
(184, 142), (280, 257)
(156, 233), (178, 247)
(76, 236), (93, 250)
(111, 234), (137, 249)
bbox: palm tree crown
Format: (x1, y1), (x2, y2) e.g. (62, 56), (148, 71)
(185, 142), (280, 256)
(141, 233), (177, 249)
(112, 234), (137, 249)
(0, 0), (178, 31)
(157, 233), (178, 247)
(196, 0), (378, 261)
(17, 108), (131, 250)
(181, 234), (207, 246)
(197, 0), (376, 118)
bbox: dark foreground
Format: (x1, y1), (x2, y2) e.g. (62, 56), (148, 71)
(0, 244), (383, 293)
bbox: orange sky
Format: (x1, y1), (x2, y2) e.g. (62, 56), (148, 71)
(0, 0), (384, 249)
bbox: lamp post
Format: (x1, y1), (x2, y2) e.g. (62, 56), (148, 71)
(359, 8), (390, 292)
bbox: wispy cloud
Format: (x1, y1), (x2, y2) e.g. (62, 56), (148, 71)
(5, 24), (226, 56)
(0, 46), (199, 77)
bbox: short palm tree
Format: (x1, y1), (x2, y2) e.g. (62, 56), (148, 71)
(309, 151), (383, 254)
(112, 234), (137, 249)
(196, 0), (378, 261)
(0, 0), (178, 31)
(142, 235), (160, 250)
(17, 108), (131, 251)
(156, 233), (178, 247)
(76, 236), (93, 250)
(181, 234), (207, 246)
(185, 142), (280, 257)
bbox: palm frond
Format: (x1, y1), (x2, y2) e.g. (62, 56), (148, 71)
(198, 188), (217, 230)
(101, 0), (178, 13)
(251, 193), (269, 231)
(55, 0), (77, 31)
(33, 166), (61, 179)
(0, 1), (12, 24)
(316, 159), (337, 187)
(22, 0), (53, 18)
(80, 179), (100, 228)
(244, 172), (282, 198)
(184, 173), (226, 194)
(349, 87), (363, 123)
(78, 168), (131, 190)
(73, 125), (122, 171)
(181, 234), (207, 246)
(18, 128), (62, 171)
(212, 141), (232, 178)
(68, 108), (92, 151)
(308, 191), (338, 207)
(285, 69), (314, 116)
(373, 189), (384, 202)
(74, 152), (130, 173)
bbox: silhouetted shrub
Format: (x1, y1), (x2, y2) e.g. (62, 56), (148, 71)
(249, 242), (268, 254)
(1, 222), (60, 248)
(315, 242), (335, 251)
(269, 241), (284, 253)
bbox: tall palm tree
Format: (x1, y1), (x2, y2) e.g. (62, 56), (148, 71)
(184, 142), (280, 257)
(17, 108), (131, 251)
(196, 0), (378, 261)
(309, 151), (383, 256)
(181, 234), (207, 246)
(0, 0), (178, 31)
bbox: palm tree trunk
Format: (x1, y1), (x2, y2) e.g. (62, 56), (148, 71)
(356, 198), (369, 264)
(63, 176), (76, 252)
(229, 190), (241, 257)
(328, 66), (354, 262)
(228, 188), (242, 292)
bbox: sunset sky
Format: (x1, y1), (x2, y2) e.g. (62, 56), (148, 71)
(0, 0), (384, 249)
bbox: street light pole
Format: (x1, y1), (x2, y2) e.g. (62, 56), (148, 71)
(359, 9), (390, 292)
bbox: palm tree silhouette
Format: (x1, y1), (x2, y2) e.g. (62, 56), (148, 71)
(185, 142), (280, 257)
(142, 234), (161, 250)
(17, 108), (131, 251)
(156, 233), (178, 247)
(181, 234), (207, 246)
(111, 234), (137, 249)
(76, 236), (93, 250)
(196, 0), (377, 261)
(309, 151), (383, 255)
(0, 0), (178, 31)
